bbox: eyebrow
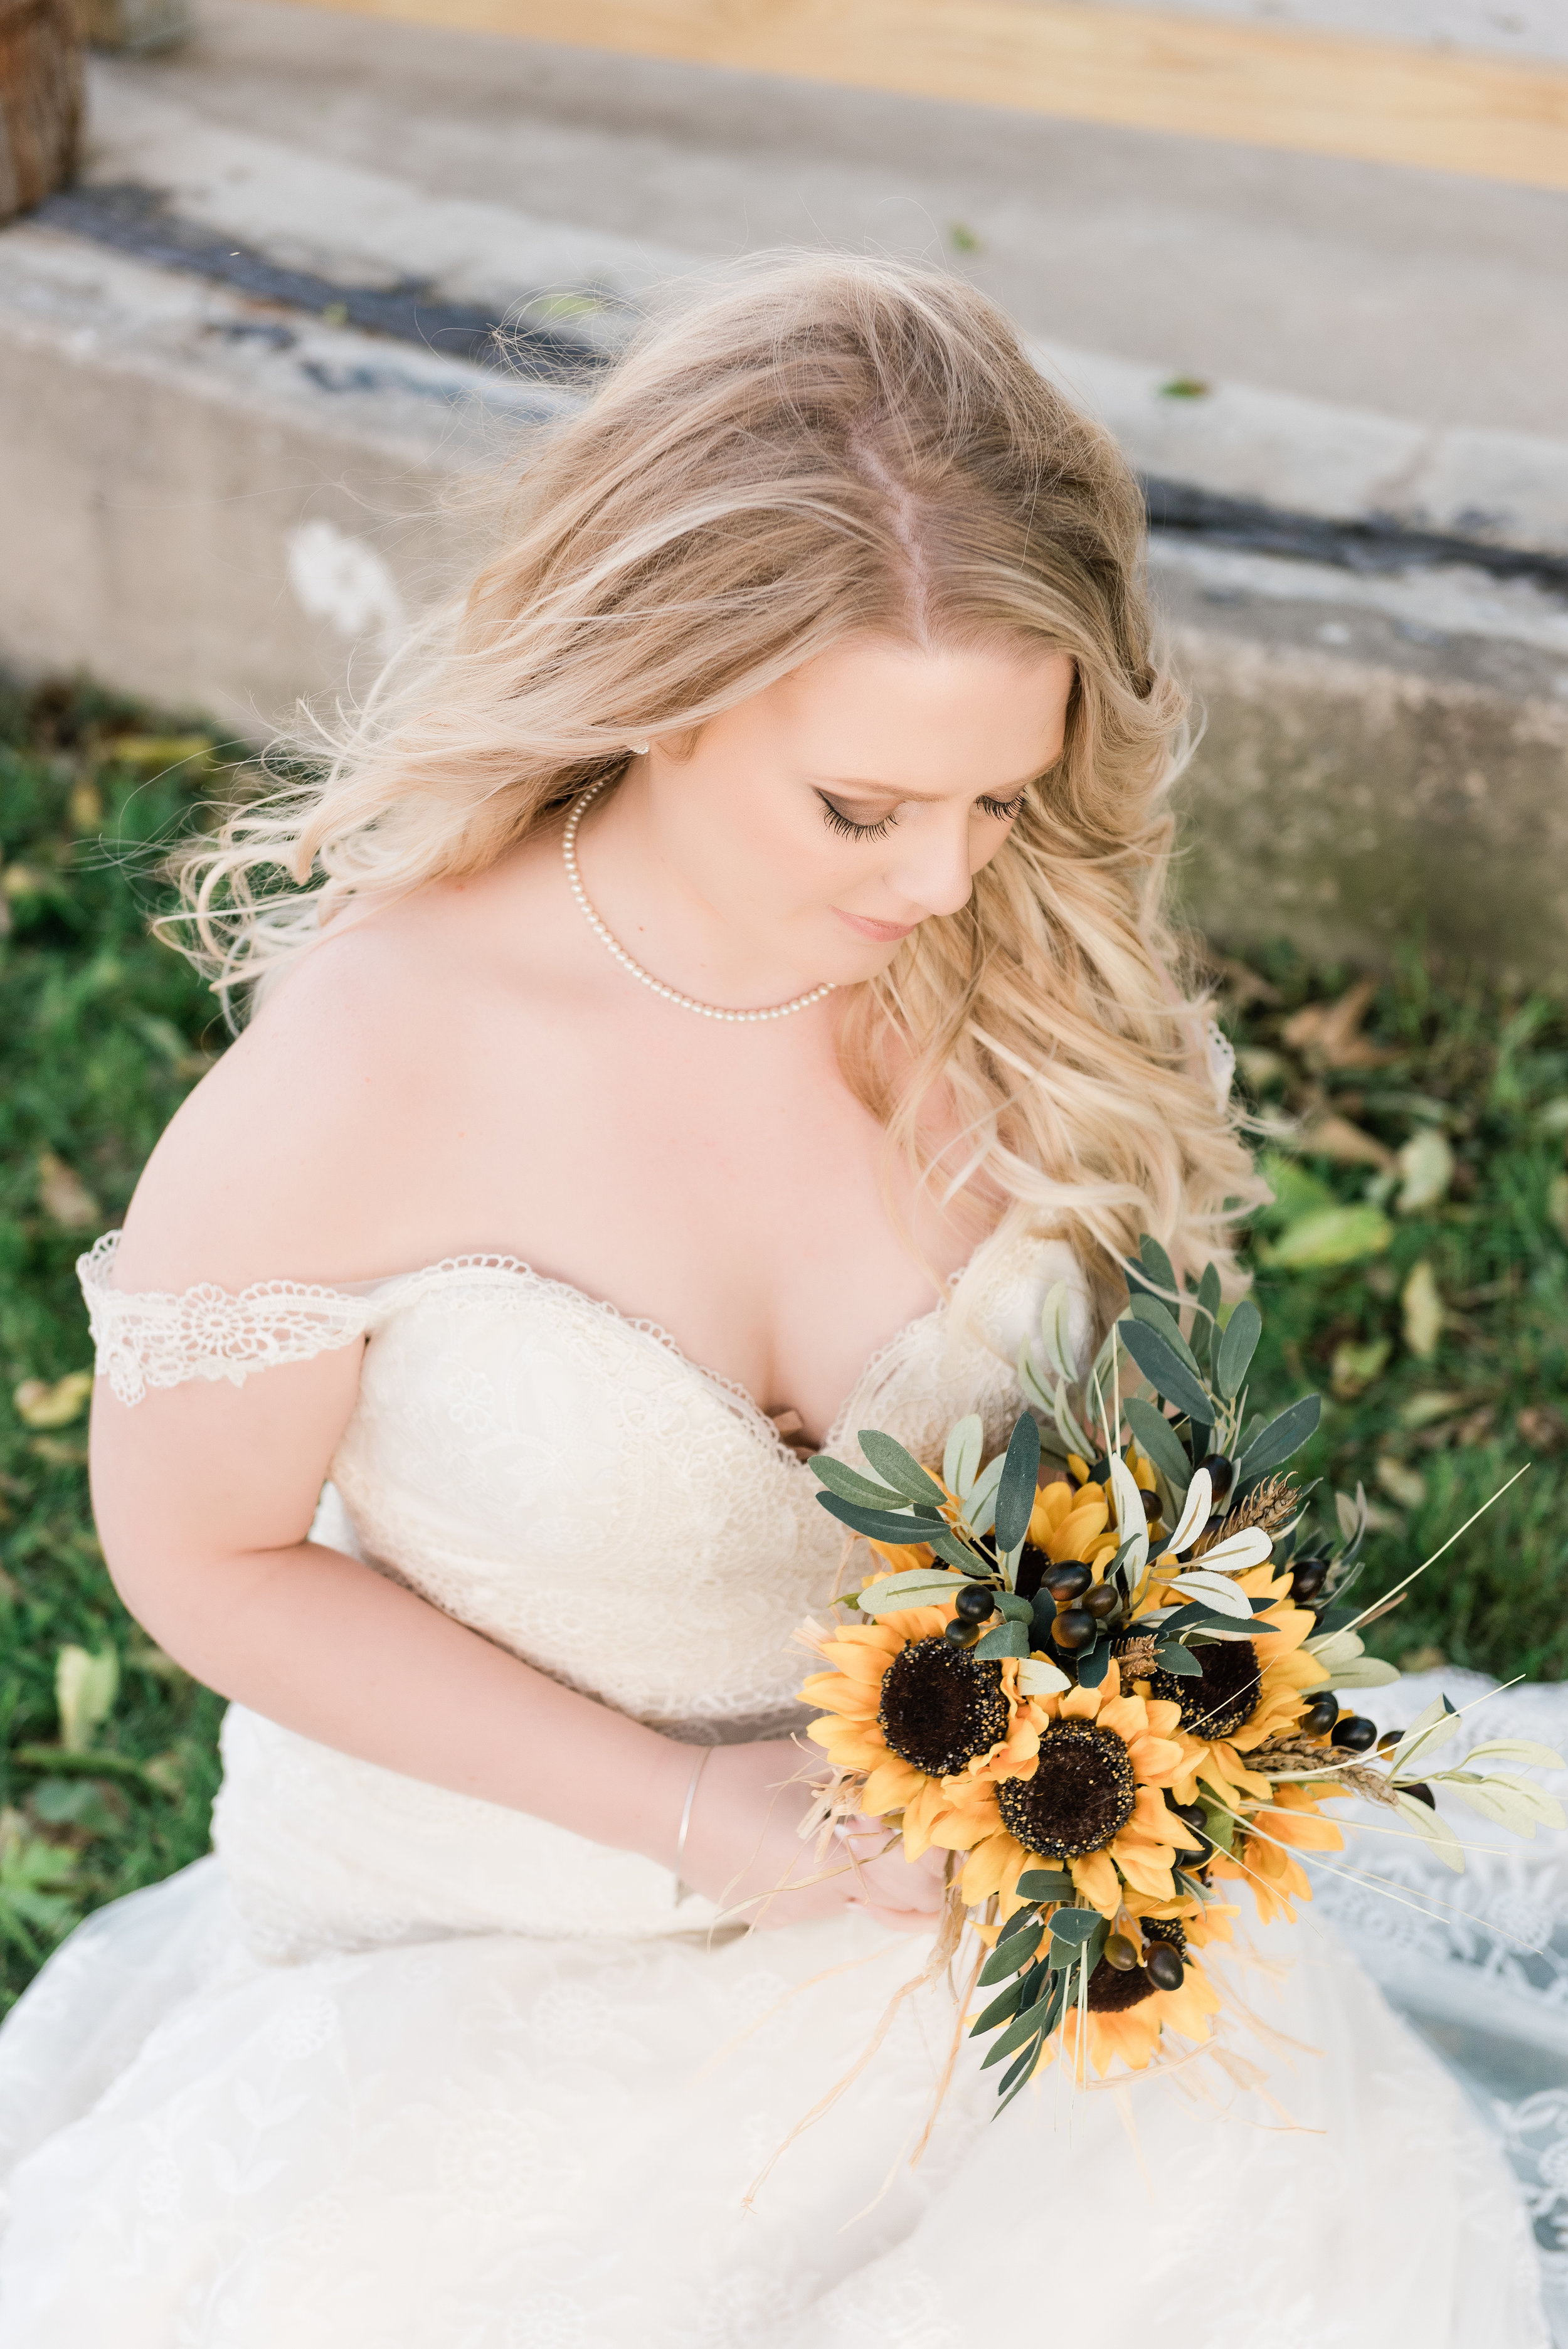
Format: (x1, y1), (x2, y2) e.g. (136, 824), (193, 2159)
(812, 772), (1043, 804)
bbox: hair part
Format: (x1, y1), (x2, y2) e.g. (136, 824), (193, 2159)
(174, 253), (1263, 1312)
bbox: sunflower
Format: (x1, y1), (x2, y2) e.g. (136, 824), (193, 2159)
(799, 1595), (1024, 1858)
(1149, 1565), (1334, 1811)
(930, 1660), (1202, 1919)
(1047, 1915), (1226, 2079)
(1205, 1783), (1345, 1924)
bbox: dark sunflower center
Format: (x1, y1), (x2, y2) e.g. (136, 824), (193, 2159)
(1086, 1920), (1188, 2012)
(994, 1721), (1136, 1859)
(1148, 1640), (1261, 1738)
(876, 1638), (1009, 1778)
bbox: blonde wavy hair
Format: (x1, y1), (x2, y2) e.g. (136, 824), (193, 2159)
(178, 254), (1261, 1312)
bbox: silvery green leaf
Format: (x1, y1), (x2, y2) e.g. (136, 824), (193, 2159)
(1116, 1315), (1214, 1426)
(1437, 1775), (1564, 1835)
(1152, 1641), (1203, 1675)
(1391, 1789), (1465, 1870)
(1305, 1626), (1364, 1668)
(1165, 1466), (1214, 1557)
(1460, 1740), (1565, 1773)
(1192, 1526), (1274, 1575)
(1122, 1397), (1192, 1503)
(971, 1620), (1030, 1660)
(1017, 1657), (1072, 1697)
(1106, 1456), (1151, 1579)
(1039, 1281), (1079, 1384)
(929, 1526), (988, 1574)
(993, 1591), (1035, 1623)
(1126, 1291), (1204, 1381)
(1335, 1486), (1364, 1543)
(963, 1453), (1005, 1539)
(1076, 1642), (1113, 1687)
(857, 1431), (949, 1505)
(1215, 1297), (1262, 1402)
(1017, 1342), (1054, 1418)
(1387, 1695), (1464, 1779)
(1016, 1866), (1075, 1902)
(1048, 1906), (1104, 1948)
(1192, 1261), (1222, 1375)
(1187, 1624), (1270, 1643)
(1236, 1393), (1322, 1483)
(995, 1414), (1043, 1554)
(1089, 1322), (1121, 1394)
(814, 1493), (941, 1542)
(1323, 1655), (1401, 1688)
(1167, 1571), (1254, 1619)
(855, 1575), (961, 1615)
(1052, 1381), (1093, 1462)
(942, 1414), (984, 1501)
(810, 1456), (907, 1509)
(1133, 1234), (1179, 1303)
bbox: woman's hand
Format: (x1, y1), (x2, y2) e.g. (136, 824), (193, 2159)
(677, 1740), (950, 1933)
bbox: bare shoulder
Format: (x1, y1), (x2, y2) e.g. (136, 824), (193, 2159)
(113, 857), (559, 1295)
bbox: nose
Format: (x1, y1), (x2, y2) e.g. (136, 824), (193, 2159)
(886, 805), (978, 920)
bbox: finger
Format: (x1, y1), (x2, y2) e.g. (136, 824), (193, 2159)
(850, 1899), (942, 1935)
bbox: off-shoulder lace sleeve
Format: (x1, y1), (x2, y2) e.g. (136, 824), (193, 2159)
(78, 1233), (376, 1406)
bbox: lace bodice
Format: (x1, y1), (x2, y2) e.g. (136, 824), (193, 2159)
(78, 1225), (1086, 1951)
(80, 1226), (1080, 1734)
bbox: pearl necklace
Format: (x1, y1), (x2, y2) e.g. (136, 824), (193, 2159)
(561, 778), (837, 1024)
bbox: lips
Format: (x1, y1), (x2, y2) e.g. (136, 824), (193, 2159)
(834, 909), (921, 943)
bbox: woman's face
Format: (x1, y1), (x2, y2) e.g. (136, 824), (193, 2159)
(635, 634), (1076, 988)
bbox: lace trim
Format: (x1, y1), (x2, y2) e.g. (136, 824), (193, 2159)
(78, 1234), (977, 1456)
(78, 1233), (376, 1407)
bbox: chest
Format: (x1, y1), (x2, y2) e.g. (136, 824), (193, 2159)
(403, 1007), (985, 1442)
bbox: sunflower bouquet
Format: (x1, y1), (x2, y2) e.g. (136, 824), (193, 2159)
(799, 1236), (1562, 2115)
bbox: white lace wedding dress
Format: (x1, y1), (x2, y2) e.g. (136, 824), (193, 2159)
(0, 1226), (1558, 2346)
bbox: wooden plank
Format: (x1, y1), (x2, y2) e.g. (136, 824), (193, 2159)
(270, 0), (1568, 193)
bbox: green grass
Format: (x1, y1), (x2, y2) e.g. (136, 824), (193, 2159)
(1, 678), (1565, 2009)
(0, 677), (240, 2011)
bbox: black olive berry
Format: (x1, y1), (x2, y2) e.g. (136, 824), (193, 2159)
(1051, 1607), (1096, 1650)
(1376, 1728), (1402, 1754)
(1144, 1941), (1185, 1993)
(1042, 1560), (1093, 1602)
(1200, 1453), (1235, 1502)
(1331, 1715), (1379, 1752)
(1103, 1933), (1140, 1971)
(943, 1618), (976, 1646)
(1299, 1695), (1341, 1739)
(1173, 1801), (1207, 1834)
(954, 1584), (995, 1623)
(1140, 1489), (1162, 1523)
(1081, 1582), (1123, 1621)
(1403, 1782), (1436, 1808)
(1289, 1558), (1329, 1602)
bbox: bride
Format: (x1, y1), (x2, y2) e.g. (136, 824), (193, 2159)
(0, 258), (1547, 2344)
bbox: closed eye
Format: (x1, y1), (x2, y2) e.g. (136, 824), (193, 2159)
(817, 794), (898, 841)
(817, 790), (1027, 840)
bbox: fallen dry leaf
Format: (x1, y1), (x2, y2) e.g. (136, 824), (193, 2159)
(13, 1371), (94, 1430)
(1297, 1109), (1395, 1170)
(1401, 1260), (1444, 1360)
(37, 1151), (100, 1231)
(1281, 979), (1398, 1073)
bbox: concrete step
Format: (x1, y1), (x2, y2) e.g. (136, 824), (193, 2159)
(1, 7), (1564, 974)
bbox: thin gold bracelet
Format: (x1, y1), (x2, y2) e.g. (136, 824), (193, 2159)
(672, 1746), (713, 1907)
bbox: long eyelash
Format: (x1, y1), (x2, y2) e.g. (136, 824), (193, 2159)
(978, 793), (1025, 822)
(818, 797), (898, 842)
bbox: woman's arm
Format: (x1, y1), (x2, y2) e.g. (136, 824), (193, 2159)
(90, 1357), (942, 1929)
